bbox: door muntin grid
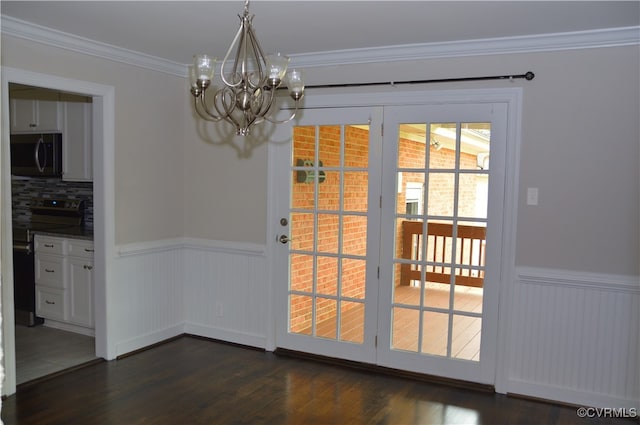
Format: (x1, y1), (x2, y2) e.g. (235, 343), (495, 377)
(392, 122), (490, 361)
(288, 124), (370, 344)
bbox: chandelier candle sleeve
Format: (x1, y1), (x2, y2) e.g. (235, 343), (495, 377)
(266, 53), (290, 87)
(286, 69), (305, 100)
(194, 55), (216, 87)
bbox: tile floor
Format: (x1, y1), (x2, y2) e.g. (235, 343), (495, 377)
(15, 324), (97, 385)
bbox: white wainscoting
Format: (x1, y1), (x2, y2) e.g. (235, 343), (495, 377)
(181, 238), (269, 349)
(112, 240), (638, 409)
(507, 267), (640, 409)
(114, 239), (185, 356)
(114, 238), (269, 356)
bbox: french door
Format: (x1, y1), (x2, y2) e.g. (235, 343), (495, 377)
(271, 100), (508, 384)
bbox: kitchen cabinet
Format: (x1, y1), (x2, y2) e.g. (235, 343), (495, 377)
(35, 235), (94, 333)
(10, 89), (63, 133)
(67, 239), (94, 328)
(62, 99), (93, 182)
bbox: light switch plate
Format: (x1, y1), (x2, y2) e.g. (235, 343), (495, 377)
(527, 187), (539, 205)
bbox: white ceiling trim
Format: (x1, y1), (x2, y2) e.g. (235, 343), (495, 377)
(290, 26), (640, 68)
(0, 16), (186, 77)
(2, 15), (639, 78)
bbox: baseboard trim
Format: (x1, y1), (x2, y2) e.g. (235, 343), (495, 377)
(184, 322), (267, 349)
(506, 379), (639, 410)
(274, 348), (494, 393)
(115, 323), (185, 357)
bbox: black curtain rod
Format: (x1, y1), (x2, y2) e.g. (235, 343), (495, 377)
(300, 71), (535, 90)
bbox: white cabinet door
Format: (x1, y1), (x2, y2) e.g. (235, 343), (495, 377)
(62, 101), (93, 181)
(10, 98), (63, 133)
(68, 256), (94, 327)
(37, 100), (64, 132)
(10, 98), (37, 132)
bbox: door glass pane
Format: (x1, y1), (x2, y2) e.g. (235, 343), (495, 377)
(341, 258), (366, 299)
(392, 307), (419, 352)
(458, 174), (488, 219)
(290, 254), (313, 292)
(292, 126), (316, 162)
(421, 311), (449, 356)
(397, 172), (426, 215)
(290, 213), (314, 251)
(345, 125), (369, 168)
(398, 124), (427, 169)
(317, 213), (339, 253)
(429, 123), (457, 169)
(459, 123), (490, 170)
(452, 315), (482, 361)
(318, 171), (339, 211)
(427, 173), (455, 216)
(316, 256), (338, 296)
(342, 215), (367, 256)
(289, 123), (370, 345)
(340, 301), (364, 343)
(290, 295), (312, 335)
(315, 297), (338, 339)
(292, 169), (316, 210)
(343, 171), (368, 212)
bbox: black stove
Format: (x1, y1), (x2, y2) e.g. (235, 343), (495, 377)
(13, 197), (85, 326)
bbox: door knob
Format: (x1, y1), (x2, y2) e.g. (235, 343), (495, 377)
(279, 234), (292, 244)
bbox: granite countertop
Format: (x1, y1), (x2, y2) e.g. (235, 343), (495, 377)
(33, 225), (94, 241)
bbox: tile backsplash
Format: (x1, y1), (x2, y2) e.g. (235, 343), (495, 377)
(12, 176), (94, 227)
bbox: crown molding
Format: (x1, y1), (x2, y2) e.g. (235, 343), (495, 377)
(1, 15), (186, 77)
(2, 15), (638, 78)
(289, 26), (640, 68)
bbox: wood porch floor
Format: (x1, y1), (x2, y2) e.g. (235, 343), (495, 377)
(309, 283), (483, 360)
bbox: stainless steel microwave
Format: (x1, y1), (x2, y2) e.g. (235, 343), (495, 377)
(10, 133), (63, 177)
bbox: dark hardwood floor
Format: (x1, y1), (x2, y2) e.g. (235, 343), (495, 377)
(1, 336), (635, 425)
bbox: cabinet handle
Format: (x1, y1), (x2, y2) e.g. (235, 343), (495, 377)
(29, 123), (37, 128)
(45, 300), (55, 305)
(44, 244), (55, 248)
(84, 248), (94, 253)
(45, 268), (55, 273)
(83, 265), (93, 270)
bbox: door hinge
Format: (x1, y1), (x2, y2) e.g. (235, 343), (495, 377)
(381, 123), (384, 137)
(379, 195), (382, 209)
(375, 335), (378, 347)
(377, 266), (380, 279)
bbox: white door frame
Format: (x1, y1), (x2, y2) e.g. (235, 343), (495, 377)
(267, 87), (522, 392)
(1, 67), (116, 396)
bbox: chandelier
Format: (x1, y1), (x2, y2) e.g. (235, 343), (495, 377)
(189, 0), (305, 136)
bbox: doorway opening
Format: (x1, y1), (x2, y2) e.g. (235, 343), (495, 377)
(2, 67), (114, 396)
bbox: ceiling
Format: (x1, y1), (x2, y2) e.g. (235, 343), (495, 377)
(1, 1), (639, 66)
